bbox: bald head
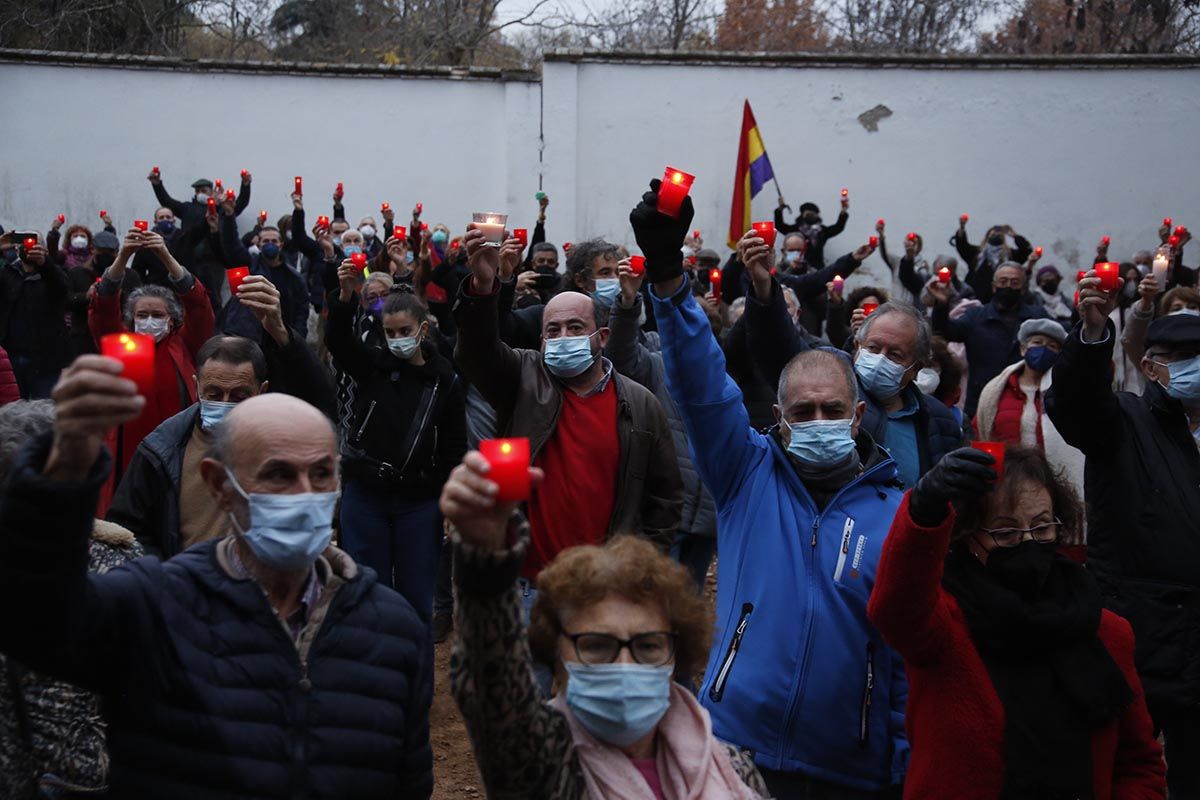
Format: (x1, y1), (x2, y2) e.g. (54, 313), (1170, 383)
(207, 395), (338, 495)
(543, 291), (605, 339)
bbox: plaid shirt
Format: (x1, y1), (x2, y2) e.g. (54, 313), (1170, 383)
(227, 542), (323, 641)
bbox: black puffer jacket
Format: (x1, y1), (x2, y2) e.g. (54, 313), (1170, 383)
(1047, 321), (1200, 711)
(0, 436), (434, 799)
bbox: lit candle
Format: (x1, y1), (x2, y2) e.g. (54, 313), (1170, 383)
(206, 198), (216, 214)
(351, 252), (368, 271)
(416, 202), (423, 214)
(938, 267), (952, 284)
(513, 228), (528, 248)
(472, 212), (507, 247)
(1034, 246), (1043, 258)
(226, 267), (250, 295)
(101, 332), (156, 399)
(906, 232), (917, 242)
(22, 235), (37, 251)
(393, 225), (406, 240)
(56, 214), (65, 224)
(381, 202), (391, 213)
(1175, 225), (1187, 237)
(960, 214), (970, 224)
(877, 218), (885, 227)
(630, 256), (646, 276)
(1101, 235), (1111, 246)
(294, 176), (303, 196)
(841, 188), (849, 199)
(868, 235), (879, 248)
(563, 242), (572, 252)
(657, 167), (695, 219)
(1164, 217), (1173, 228)
(336, 182), (344, 197)
(971, 441), (1005, 481)
(214, 179), (223, 194)
(709, 268), (722, 299)
(1169, 235), (1181, 247)
(224, 189), (235, 203)
(99, 210), (106, 219)
(861, 302), (879, 316)
(152, 166), (160, 177)
(134, 220), (149, 232)
(751, 221), (776, 247)
(241, 169), (249, 179)
(832, 274), (844, 294)
(317, 215), (330, 229)
(1096, 261), (1120, 292)
(258, 210), (268, 225)
(692, 229), (701, 240)
(421, 222), (429, 232)
(478, 438), (531, 501)
(1153, 247), (1170, 287)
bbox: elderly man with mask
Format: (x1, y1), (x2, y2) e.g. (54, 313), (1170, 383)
(1047, 271), (1200, 797)
(632, 181), (908, 798)
(929, 261), (1056, 418)
(0, 367), (433, 798)
(453, 224), (681, 618)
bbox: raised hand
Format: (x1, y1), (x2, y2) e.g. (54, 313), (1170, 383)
(464, 227), (500, 293)
(43, 356), (145, 482)
(1078, 270), (1121, 342)
(237, 275), (287, 344)
(439, 451), (544, 551)
(617, 257), (644, 304)
(628, 179), (694, 287)
(737, 228), (774, 300)
(909, 446), (999, 525)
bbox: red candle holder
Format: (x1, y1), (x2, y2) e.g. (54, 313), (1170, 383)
(478, 438), (531, 502)
(877, 218), (885, 227)
(938, 267), (952, 284)
(832, 274), (844, 294)
(841, 188), (849, 199)
(316, 215), (330, 229)
(22, 236), (37, 251)
(381, 202), (391, 213)
(1096, 261), (1120, 292)
(1101, 235), (1111, 246)
(1175, 225), (1187, 237)
(709, 268), (722, 299)
(868, 235), (879, 248)
(751, 221), (776, 247)
(513, 228), (528, 248)
(224, 189), (235, 203)
(258, 210), (268, 225)
(906, 232), (917, 242)
(971, 441), (1006, 481)
(99, 210), (107, 219)
(152, 166), (160, 177)
(1164, 217), (1173, 228)
(630, 256), (646, 276)
(335, 182), (344, 198)
(206, 198), (216, 213)
(351, 252), (368, 271)
(960, 214), (970, 224)
(416, 202), (423, 215)
(294, 176), (303, 196)
(226, 267), (250, 295)
(563, 242), (573, 252)
(56, 214), (65, 224)
(133, 220), (149, 232)
(393, 225), (406, 240)
(657, 166), (695, 219)
(1034, 246), (1043, 258)
(101, 332), (156, 398)
(1169, 235), (1181, 247)
(861, 302), (879, 316)
(1076, 270), (1087, 282)
(214, 179), (223, 193)
(420, 222), (429, 232)
(241, 169), (249, 179)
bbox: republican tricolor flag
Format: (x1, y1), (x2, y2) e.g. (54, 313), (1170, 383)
(728, 100), (776, 249)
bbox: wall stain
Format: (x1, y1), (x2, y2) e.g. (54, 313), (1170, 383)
(857, 104), (893, 132)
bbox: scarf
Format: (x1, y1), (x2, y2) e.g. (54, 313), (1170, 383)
(64, 245), (92, 269)
(550, 684), (760, 800)
(942, 549), (1132, 799)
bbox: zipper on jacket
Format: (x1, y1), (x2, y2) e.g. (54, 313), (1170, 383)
(399, 379), (439, 474)
(354, 400), (378, 442)
(810, 517), (819, 547)
(833, 517), (855, 583)
(709, 602), (753, 702)
(859, 643), (874, 747)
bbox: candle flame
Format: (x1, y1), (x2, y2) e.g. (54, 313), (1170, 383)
(119, 334), (130, 344)
(671, 172), (683, 185)
(124, 341), (137, 352)
(500, 442), (512, 455)
(710, 269), (721, 281)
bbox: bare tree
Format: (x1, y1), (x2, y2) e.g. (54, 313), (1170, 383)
(980, 0), (1200, 54)
(824, 0), (997, 53)
(716, 0), (830, 51)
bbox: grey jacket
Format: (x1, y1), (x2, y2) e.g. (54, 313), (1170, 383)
(605, 295), (716, 539)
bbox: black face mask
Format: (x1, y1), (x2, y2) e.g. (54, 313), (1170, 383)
(985, 540), (1056, 598)
(1040, 281), (1060, 295)
(987, 235), (1005, 247)
(94, 253), (116, 270)
(993, 287), (1022, 308)
(802, 213), (821, 225)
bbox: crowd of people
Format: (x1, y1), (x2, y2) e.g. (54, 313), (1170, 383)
(0, 168), (1196, 799)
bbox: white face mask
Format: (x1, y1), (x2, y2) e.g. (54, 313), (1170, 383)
(70, 235), (89, 249)
(195, 193), (209, 203)
(359, 225), (376, 240)
(914, 367), (941, 395)
(134, 316), (170, 342)
(248, 245), (261, 257)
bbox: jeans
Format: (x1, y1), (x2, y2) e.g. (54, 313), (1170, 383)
(758, 769), (886, 800)
(339, 479), (441, 624)
(1151, 703), (1200, 798)
(433, 532), (454, 617)
(670, 532), (717, 592)
(9, 353), (60, 399)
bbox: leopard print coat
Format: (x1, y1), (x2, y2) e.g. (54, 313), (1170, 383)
(449, 526), (771, 799)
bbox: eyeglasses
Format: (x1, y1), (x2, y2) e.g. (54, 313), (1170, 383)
(979, 519), (1062, 548)
(564, 631), (677, 666)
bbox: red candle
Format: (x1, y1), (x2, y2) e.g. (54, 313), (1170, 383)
(214, 179), (223, 193)
(1164, 217), (1173, 228)
(420, 222), (429, 232)
(832, 274), (844, 294)
(101, 332), (155, 398)
(315, 215), (329, 229)
(258, 210), (268, 225)
(22, 236), (36, 251)
(692, 229), (701, 239)
(657, 166), (695, 219)
(393, 225), (406, 240)
(1034, 246), (1043, 258)
(563, 242), (572, 252)
(960, 214), (970, 224)
(971, 441), (1005, 481)
(1076, 270), (1087, 282)
(709, 268), (722, 299)
(294, 176), (303, 196)
(906, 232), (917, 242)
(1096, 261), (1120, 292)
(152, 166), (160, 177)
(513, 228), (528, 247)
(938, 267), (952, 284)
(868, 235), (879, 248)
(56, 213), (65, 224)
(207, 198), (216, 214)
(751, 221), (776, 247)
(861, 302), (879, 316)
(351, 252), (368, 271)
(134, 219), (149, 232)
(99, 209), (106, 218)
(416, 202), (423, 214)
(630, 255), (646, 276)
(1175, 225), (1187, 237)
(1101, 235), (1111, 246)
(1169, 235), (1181, 247)
(241, 169), (249, 179)
(478, 438), (531, 501)
(336, 182), (344, 198)
(224, 189), (235, 203)
(841, 188), (849, 199)
(381, 202), (391, 213)
(226, 267), (250, 295)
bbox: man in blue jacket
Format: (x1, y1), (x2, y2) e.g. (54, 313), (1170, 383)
(630, 181), (908, 798)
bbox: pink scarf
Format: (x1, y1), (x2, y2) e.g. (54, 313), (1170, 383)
(549, 683), (761, 800)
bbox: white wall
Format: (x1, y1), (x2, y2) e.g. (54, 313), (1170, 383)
(3, 55), (1198, 290)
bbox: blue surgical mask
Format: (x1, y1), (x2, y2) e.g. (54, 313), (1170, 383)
(225, 468), (336, 573)
(1023, 345), (1059, 373)
(593, 278), (620, 306)
(332, 234), (343, 247)
(199, 400), (237, 431)
(388, 335), (420, 359)
(260, 242), (281, 260)
(342, 244), (363, 256)
(1163, 355), (1200, 405)
(431, 230), (448, 246)
(855, 348), (911, 399)
(783, 417), (857, 467)
(543, 332), (597, 378)
(564, 662), (672, 747)
(1170, 309), (1200, 317)
(405, 251), (414, 265)
(782, 251), (801, 264)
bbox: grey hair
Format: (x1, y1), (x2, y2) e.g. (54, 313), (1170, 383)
(566, 238), (618, 283)
(123, 285), (183, 331)
(855, 301), (933, 365)
(1133, 250), (1153, 263)
(777, 349), (859, 406)
(0, 400), (55, 487)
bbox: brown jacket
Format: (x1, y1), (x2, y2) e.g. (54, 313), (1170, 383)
(453, 281), (682, 549)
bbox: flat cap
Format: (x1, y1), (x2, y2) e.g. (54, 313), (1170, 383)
(1146, 312), (1200, 350)
(1018, 318), (1067, 345)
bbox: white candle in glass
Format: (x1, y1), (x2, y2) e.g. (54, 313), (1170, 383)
(473, 212), (507, 247)
(1153, 247), (1170, 288)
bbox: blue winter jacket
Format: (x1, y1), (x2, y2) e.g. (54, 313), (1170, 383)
(651, 279), (908, 792)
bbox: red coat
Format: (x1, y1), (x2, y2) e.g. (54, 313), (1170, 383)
(0, 344), (19, 404)
(87, 277), (215, 514)
(868, 493), (1165, 800)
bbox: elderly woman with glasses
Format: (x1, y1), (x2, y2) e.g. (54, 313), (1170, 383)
(441, 451), (769, 799)
(867, 445), (1165, 799)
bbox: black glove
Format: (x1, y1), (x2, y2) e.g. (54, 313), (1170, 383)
(628, 179), (694, 284)
(908, 446), (998, 527)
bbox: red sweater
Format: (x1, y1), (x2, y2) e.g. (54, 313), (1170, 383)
(868, 494), (1165, 800)
(525, 380), (619, 579)
(0, 344), (19, 404)
(992, 370), (1045, 449)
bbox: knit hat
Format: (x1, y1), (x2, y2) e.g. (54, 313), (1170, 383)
(1018, 318), (1067, 345)
(93, 231), (120, 250)
(697, 248), (721, 264)
(1036, 265), (1061, 282)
